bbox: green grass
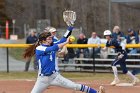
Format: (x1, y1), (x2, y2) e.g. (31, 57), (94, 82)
(0, 72), (114, 80)
(0, 72), (37, 80)
(62, 72), (114, 80)
(0, 72), (139, 80)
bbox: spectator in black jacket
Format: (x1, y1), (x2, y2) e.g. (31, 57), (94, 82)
(76, 33), (89, 58)
(24, 29), (38, 71)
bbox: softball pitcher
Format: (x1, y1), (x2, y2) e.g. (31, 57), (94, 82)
(23, 27), (105, 93)
(103, 30), (139, 86)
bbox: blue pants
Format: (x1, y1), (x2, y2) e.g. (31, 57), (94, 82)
(112, 54), (128, 74)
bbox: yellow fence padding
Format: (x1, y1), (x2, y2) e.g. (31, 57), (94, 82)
(0, 44), (140, 48)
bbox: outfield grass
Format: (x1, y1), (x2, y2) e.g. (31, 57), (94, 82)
(0, 72), (37, 80)
(62, 72), (114, 80)
(0, 72), (114, 80)
(0, 72), (139, 80)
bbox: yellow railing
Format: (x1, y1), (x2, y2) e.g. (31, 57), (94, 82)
(66, 44), (140, 48)
(0, 44), (140, 48)
(0, 44), (32, 48)
(0, 43), (140, 73)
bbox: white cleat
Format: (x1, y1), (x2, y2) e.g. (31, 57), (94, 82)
(98, 86), (105, 93)
(110, 78), (120, 86)
(132, 77), (140, 85)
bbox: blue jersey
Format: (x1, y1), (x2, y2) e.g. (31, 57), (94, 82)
(106, 38), (126, 54)
(35, 37), (67, 76)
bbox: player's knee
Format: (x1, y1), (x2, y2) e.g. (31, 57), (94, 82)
(68, 82), (81, 91)
(74, 83), (81, 91)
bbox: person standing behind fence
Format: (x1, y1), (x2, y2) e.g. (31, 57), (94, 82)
(24, 29), (38, 71)
(103, 30), (139, 86)
(88, 32), (101, 58)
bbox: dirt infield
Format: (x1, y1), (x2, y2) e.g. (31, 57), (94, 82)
(0, 79), (139, 93)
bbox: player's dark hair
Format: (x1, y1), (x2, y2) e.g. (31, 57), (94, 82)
(23, 32), (51, 58)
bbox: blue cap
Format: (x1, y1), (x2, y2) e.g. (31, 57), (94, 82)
(128, 28), (133, 32)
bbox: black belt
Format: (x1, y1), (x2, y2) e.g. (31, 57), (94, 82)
(39, 70), (56, 76)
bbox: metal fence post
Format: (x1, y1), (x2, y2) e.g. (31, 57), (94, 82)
(92, 48), (95, 72)
(6, 47), (9, 73)
(109, 0), (111, 30)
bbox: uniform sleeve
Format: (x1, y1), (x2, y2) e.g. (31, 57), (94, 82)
(106, 39), (120, 48)
(106, 41), (110, 47)
(45, 45), (59, 52)
(36, 45), (59, 56)
(54, 37), (67, 44)
(54, 26), (74, 44)
(63, 26), (74, 38)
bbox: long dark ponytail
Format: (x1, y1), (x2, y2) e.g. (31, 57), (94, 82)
(23, 32), (52, 58)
